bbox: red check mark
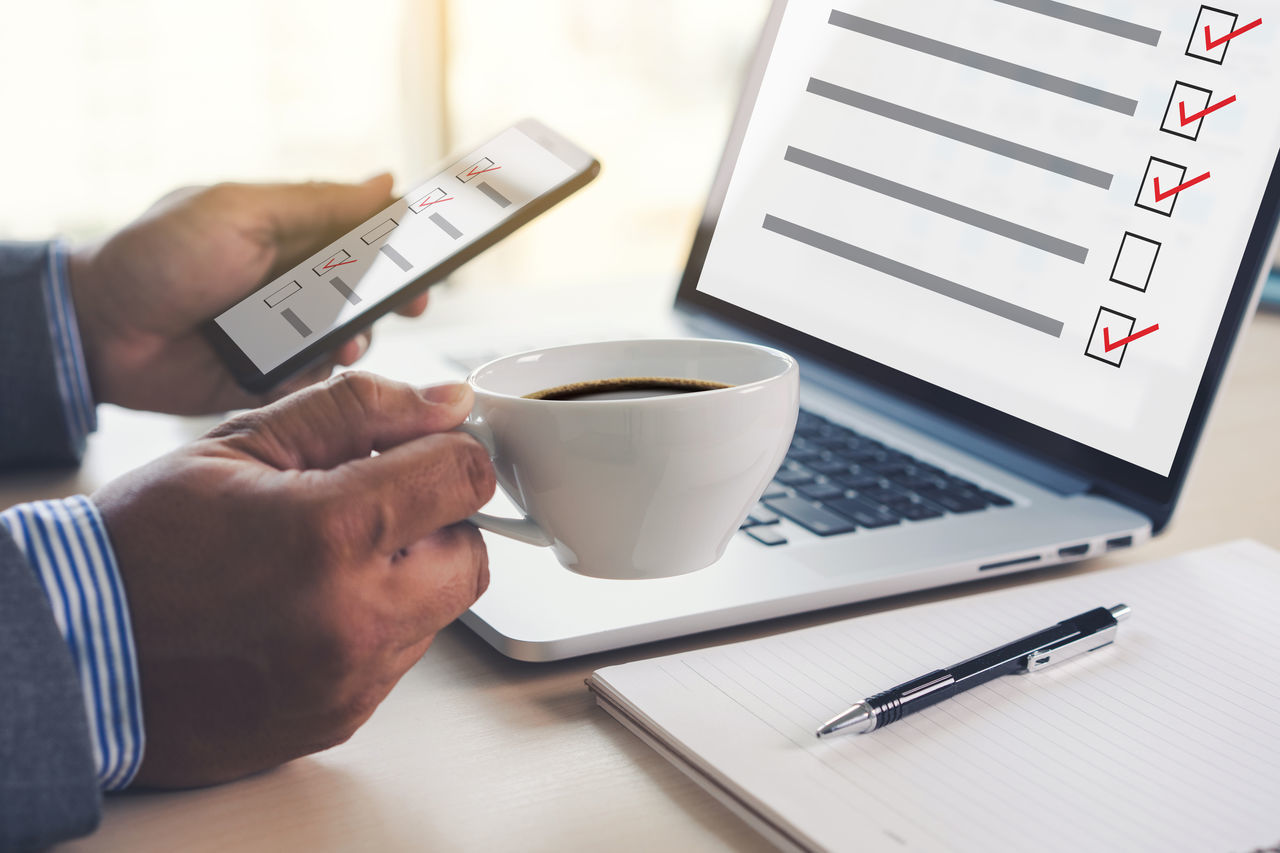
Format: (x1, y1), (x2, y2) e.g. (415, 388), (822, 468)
(1153, 171), (1210, 203)
(465, 164), (501, 178)
(416, 194), (453, 209)
(321, 256), (357, 271)
(1103, 323), (1160, 353)
(1179, 94), (1237, 125)
(1205, 18), (1263, 51)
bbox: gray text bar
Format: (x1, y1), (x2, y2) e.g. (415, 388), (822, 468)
(328, 276), (362, 305)
(993, 0), (1161, 46)
(477, 181), (512, 208)
(829, 10), (1138, 115)
(430, 213), (463, 240)
(807, 78), (1113, 190)
(380, 245), (413, 272)
(762, 214), (1064, 337)
(784, 146), (1087, 263)
(281, 308), (312, 338)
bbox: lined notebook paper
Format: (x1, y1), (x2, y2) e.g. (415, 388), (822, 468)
(588, 541), (1280, 852)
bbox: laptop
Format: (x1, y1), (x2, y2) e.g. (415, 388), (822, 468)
(460, 0), (1280, 660)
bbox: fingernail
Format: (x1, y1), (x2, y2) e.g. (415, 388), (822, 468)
(422, 382), (468, 405)
(353, 335), (370, 359)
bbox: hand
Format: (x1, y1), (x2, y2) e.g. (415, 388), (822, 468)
(92, 372), (495, 787)
(69, 176), (433, 414)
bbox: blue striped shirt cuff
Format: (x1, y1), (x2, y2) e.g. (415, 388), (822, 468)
(43, 243), (97, 442)
(0, 497), (145, 790)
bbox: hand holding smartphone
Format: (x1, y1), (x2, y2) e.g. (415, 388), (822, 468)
(204, 119), (600, 392)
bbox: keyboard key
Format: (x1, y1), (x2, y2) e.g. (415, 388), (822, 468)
(764, 497), (857, 536)
(796, 481), (846, 501)
(825, 497), (900, 528)
(747, 505), (780, 525)
(833, 470), (883, 490)
(762, 481), (790, 500)
(930, 492), (988, 513)
(808, 458), (852, 476)
(857, 485), (912, 506)
(786, 446), (822, 463)
(900, 501), (944, 521)
(746, 526), (788, 546)
(897, 473), (948, 491)
(982, 490), (1014, 507)
(774, 467), (815, 486)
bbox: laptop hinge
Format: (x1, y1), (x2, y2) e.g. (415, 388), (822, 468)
(679, 309), (1091, 497)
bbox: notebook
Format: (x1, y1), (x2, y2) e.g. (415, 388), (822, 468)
(588, 540), (1280, 852)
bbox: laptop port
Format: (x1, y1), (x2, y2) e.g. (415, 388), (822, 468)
(1106, 536), (1133, 551)
(1058, 544), (1090, 558)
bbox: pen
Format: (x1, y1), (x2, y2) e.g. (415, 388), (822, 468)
(815, 603), (1130, 737)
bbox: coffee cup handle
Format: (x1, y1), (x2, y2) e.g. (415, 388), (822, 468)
(455, 417), (554, 547)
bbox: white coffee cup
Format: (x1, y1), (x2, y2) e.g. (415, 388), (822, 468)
(459, 338), (799, 580)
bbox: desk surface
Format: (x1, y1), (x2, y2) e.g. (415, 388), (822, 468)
(8, 280), (1276, 853)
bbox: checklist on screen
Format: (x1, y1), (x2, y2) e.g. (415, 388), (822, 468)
(697, 0), (1280, 475)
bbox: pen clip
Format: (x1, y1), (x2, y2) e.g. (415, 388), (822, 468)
(1024, 624), (1118, 672)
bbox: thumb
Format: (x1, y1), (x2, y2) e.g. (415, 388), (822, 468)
(255, 173), (395, 255)
(207, 372), (473, 471)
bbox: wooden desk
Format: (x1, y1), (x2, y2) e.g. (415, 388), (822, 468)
(10, 285), (1275, 852)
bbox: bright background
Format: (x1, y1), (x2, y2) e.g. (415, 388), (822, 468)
(0, 0), (769, 290)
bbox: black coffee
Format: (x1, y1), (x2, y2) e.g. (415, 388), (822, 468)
(523, 376), (732, 401)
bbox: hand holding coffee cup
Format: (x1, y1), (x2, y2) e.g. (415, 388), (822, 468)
(460, 339), (799, 580)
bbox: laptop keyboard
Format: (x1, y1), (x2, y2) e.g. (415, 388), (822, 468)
(741, 409), (1013, 546)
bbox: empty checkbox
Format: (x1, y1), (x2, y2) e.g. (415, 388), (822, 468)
(264, 280), (301, 308)
(1110, 233), (1161, 292)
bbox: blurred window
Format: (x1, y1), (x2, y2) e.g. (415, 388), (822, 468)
(1, 0), (768, 284)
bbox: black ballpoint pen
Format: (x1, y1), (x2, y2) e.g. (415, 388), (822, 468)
(815, 603), (1131, 737)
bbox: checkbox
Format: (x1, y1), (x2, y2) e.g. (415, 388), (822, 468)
(408, 187), (451, 214)
(1160, 82), (1213, 141)
(1085, 307), (1137, 368)
(312, 249), (355, 277)
(1185, 5), (1238, 64)
(1135, 157), (1187, 217)
(457, 157), (498, 184)
(361, 218), (398, 245)
(264, 280), (301, 308)
(1110, 233), (1161, 292)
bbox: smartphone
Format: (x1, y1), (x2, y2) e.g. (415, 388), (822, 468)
(204, 118), (600, 392)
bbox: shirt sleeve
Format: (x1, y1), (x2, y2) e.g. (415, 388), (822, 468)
(0, 497), (145, 790)
(0, 241), (97, 468)
(44, 243), (98, 442)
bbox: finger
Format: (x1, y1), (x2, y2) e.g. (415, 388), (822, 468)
(329, 430), (496, 553)
(384, 523), (490, 643)
(252, 174), (395, 261)
(395, 293), (430, 318)
(335, 332), (372, 367)
(207, 372), (474, 470)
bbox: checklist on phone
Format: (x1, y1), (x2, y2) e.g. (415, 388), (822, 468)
(214, 127), (576, 376)
(696, 0), (1280, 475)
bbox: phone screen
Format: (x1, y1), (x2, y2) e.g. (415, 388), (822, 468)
(211, 123), (590, 381)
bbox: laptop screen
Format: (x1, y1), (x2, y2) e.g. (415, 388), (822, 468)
(684, 1), (1280, 479)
